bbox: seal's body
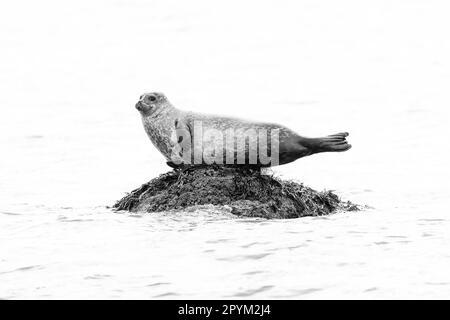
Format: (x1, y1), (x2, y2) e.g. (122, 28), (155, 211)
(136, 92), (351, 167)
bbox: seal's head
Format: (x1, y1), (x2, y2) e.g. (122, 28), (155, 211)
(135, 92), (169, 116)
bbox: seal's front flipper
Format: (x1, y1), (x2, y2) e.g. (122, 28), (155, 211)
(166, 161), (190, 170)
(166, 161), (179, 169)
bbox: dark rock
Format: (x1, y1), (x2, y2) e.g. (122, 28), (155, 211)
(114, 166), (358, 219)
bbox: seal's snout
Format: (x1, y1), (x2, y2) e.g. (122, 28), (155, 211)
(135, 101), (144, 111)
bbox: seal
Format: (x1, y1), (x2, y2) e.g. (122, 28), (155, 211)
(135, 92), (351, 167)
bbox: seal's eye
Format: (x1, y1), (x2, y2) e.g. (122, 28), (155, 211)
(149, 95), (157, 102)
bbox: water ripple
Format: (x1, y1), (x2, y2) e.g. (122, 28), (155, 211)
(232, 285), (274, 297)
(0, 265), (44, 275)
(218, 253), (272, 261)
(153, 292), (179, 298)
(146, 282), (170, 287)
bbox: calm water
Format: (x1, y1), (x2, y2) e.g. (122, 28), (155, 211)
(1, 0), (450, 299)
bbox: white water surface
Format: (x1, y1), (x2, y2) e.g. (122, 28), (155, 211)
(1, 0), (450, 299)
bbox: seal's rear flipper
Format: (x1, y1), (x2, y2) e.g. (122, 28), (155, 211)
(319, 132), (351, 152)
(301, 132), (351, 154)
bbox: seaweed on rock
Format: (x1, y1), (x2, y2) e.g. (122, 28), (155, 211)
(114, 166), (358, 219)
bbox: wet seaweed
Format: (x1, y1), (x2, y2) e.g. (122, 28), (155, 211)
(113, 166), (359, 219)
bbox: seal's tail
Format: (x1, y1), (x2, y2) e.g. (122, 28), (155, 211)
(317, 132), (352, 152)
